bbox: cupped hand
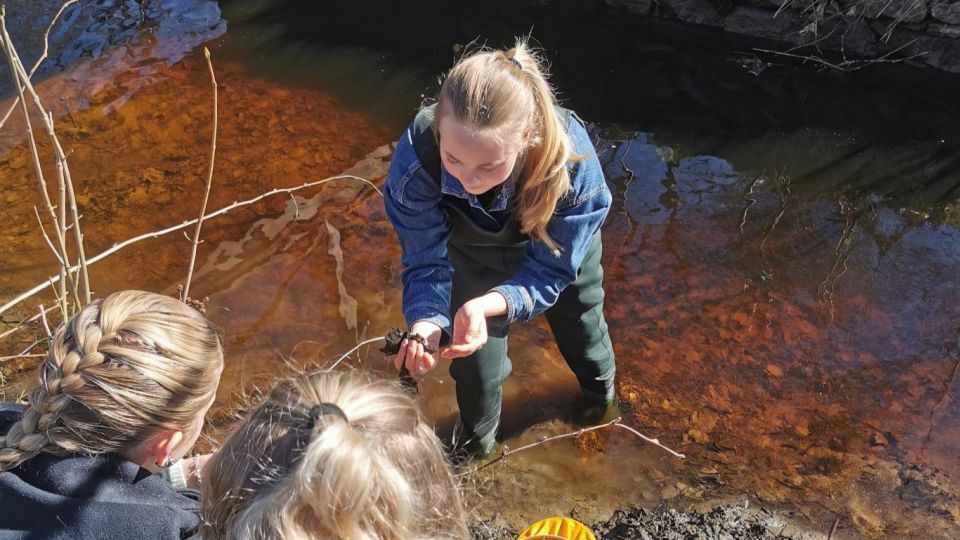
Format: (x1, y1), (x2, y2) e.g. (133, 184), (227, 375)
(442, 300), (488, 359)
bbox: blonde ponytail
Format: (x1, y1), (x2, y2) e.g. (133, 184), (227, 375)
(436, 37), (579, 253)
(0, 290), (223, 471)
(202, 370), (468, 540)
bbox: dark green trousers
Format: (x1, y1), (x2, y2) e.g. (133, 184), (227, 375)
(447, 217), (616, 449)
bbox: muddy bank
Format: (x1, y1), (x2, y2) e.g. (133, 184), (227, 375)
(470, 501), (810, 539)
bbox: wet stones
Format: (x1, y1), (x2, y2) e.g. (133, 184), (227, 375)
(764, 364), (784, 377)
(932, 1), (960, 24)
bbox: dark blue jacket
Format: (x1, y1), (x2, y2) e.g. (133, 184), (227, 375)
(0, 403), (200, 540)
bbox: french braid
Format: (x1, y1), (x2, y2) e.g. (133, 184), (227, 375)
(0, 290), (223, 471)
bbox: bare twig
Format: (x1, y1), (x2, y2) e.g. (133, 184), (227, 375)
(463, 417), (685, 476)
(181, 47), (218, 303)
(754, 38), (924, 72)
(56, 110), (90, 305)
(0, 8), (74, 314)
(827, 517), (840, 540)
(16, 336), (48, 356)
(614, 422), (687, 458)
(0, 175), (381, 318)
(327, 337), (384, 371)
(2, 7), (90, 310)
(38, 304), (52, 338)
(0, 353), (46, 362)
(34, 206), (65, 266)
(0, 303), (60, 342)
(0, 0), (79, 130)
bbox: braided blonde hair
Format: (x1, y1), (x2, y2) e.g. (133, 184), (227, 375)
(0, 290), (223, 470)
(436, 37), (580, 253)
(202, 370), (468, 540)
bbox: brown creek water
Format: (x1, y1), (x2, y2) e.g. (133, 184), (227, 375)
(1, 2), (959, 538)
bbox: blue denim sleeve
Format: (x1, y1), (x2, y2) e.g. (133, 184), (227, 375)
(383, 130), (454, 333)
(490, 119), (612, 323)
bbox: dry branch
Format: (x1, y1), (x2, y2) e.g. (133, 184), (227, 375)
(181, 47), (218, 303)
(462, 417), (685, 477)
(0, 8), (73, 315)
(0, 0), (79, 130)
(1, 5), (90, 311)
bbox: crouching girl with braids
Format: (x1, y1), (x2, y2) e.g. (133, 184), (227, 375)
(385, 38), (618, 458)
(0, 290), (224, 540)
(201, 370), (468, 540)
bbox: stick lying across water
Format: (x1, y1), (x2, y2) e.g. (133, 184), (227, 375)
(462, 417), (685, 477)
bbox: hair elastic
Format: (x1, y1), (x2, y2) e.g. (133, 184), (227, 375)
(307, 403), (349, 428)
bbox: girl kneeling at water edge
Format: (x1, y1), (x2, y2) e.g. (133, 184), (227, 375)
(0, 290), (224, 540)
(385, 38), (618, 457)
(200, 370), (468, 540)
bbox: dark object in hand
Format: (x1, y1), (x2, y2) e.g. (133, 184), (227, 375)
(380, 328), (436, 355)
(380, 328), (435, 394)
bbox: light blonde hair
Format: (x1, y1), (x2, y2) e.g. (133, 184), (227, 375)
(436, 37), (580, 253)
(201, 370), (468, 540)
(0, 290), (223, 471)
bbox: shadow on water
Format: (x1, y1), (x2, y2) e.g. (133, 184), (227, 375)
(1, 1), (959, 538)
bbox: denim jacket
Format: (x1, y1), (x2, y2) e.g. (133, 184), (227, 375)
(384, 110), (612, 334)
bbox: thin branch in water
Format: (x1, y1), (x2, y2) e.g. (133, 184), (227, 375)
(182, 47), (218, 303)
(754, 38), (924, 72)
(462, 417), (685, 477)
(613, 422), (686, 458)
(0, 0), (79, 130)
(0, 174), (381, 318)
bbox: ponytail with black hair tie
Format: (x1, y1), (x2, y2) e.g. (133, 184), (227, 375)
(503, 50), (523, 71)
(307, 403), (349, 428)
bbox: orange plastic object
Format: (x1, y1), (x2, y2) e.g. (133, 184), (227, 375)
(516, 517), (596, 540)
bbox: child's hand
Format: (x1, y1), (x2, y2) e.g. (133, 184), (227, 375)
(443, 300), (489, 359)
(394, 321), (442, 375)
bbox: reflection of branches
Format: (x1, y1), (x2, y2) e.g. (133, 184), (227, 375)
(0, 174), (381, 319)
(817, 197), (858, 321)
(755, 38), (923, 72)
(739, 176), (763, 235)
(918, 356), (960, 459)
(759, 171), (791, 258)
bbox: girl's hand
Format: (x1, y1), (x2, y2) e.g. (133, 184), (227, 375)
(394, 321), (442, 375)
(443, 299), (490, 359)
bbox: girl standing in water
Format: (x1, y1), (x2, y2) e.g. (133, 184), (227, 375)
(385, 39), (617, 457)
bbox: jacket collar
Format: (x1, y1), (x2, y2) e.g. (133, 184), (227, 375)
(440, 163), (517, 212)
